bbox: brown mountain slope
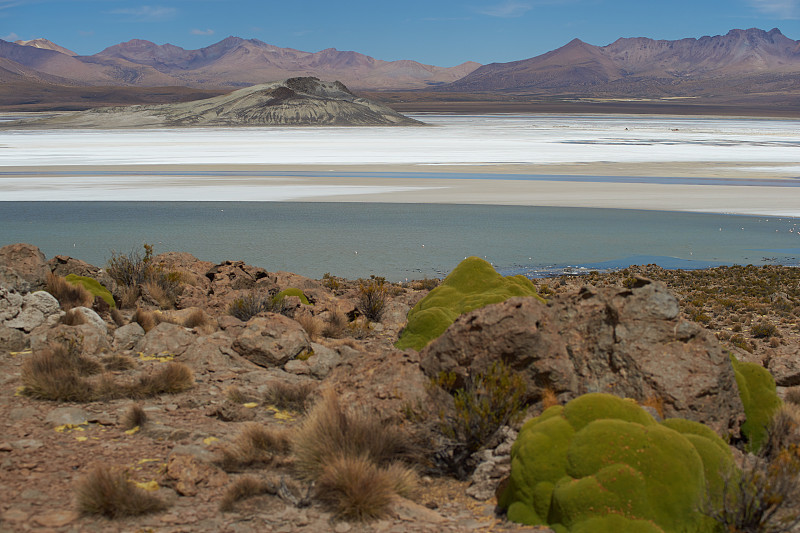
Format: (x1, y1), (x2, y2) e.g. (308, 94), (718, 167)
(444, 28), (800, 96)
(15, 38), (77, 56)
(93, 36), (481, 89)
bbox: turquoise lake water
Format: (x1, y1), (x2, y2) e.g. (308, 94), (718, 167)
(1, 202), (798, 280)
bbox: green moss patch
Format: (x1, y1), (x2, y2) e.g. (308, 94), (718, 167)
(730, 355), (781, 452)
(274, 288), (310, 305)
(500, 393), (734, 533)
(395, 257), (543, 351)
(65, 274), (115, 308)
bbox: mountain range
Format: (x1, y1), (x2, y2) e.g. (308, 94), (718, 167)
(1, 36), (479, 90)
(1, 28), (799, 111)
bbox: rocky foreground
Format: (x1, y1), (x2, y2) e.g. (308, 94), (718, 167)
(2, 77), (422, 128)
(0, 242), (798, 532)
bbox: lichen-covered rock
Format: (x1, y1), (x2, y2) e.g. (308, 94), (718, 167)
(396, 257), (544, 351)
(731, 355), (782, 451)
(0, 243), (49, 291)
(421, 279), (745, 436)
(499, 393), (734, 532)
(5, 291), (61, 332)
(0, 286), (24, 322)
(233, 314), (311, 367)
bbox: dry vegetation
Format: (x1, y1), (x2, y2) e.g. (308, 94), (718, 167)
(75, 466), (167, 518)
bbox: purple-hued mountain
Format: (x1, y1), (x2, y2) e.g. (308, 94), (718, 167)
(443, 28), (800, 96)
(0, 36), (480, 90)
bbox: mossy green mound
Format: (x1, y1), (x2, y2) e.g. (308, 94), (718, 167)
(499, 393), (735, 533)
(395, 256), (543, 351)
(274, 288), (310, 305)
(65, 274), (115, 308)
(730, 355), (781, 452)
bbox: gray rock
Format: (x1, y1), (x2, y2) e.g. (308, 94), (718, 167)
(0, 266), (30, 293)
(113, 322), (145, 350)
(71, 307), (107, 333)
(0, 286), (23, 322)
(0, 324), (26, 351)
(136, 322), (194, 357)
(233, 314), (311, 367)
(5, 291), (61, 332)
(0, 243), (49, 291)
(421, 280), (745, 437)
(45, 407), (89, 427)
(30, 323), (111, 356)
(179, 331), (257, 373)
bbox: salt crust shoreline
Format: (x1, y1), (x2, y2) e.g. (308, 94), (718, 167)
(1, 162), (800, 217)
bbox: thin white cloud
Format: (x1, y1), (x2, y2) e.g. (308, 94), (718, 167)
(191, 28), (214, 35)
(3, 31), (19, 40)
(475, 1), (532, 17)
(109, 5), (177, 22)
(747, 0), (800, 18)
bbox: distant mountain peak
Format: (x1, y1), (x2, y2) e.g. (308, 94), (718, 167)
(14, 38), (76, 56)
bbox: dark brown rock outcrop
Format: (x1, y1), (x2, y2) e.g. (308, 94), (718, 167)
(420, 279), (745, 436)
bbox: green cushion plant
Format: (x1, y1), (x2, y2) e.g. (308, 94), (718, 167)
(65, 274), (115, 308)
(396, 256), (544, 351)
(274, 288), (311, 305)
(729, 355), (781, 452)
(499, 393), (735, 533)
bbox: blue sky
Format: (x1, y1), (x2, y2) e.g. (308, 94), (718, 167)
(1, 0), (798, 66)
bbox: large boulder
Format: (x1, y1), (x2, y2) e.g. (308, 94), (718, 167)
(233, 314), (311, 367)
(421, 279), (745, 436)
(0, 324), (26, 351)
(30, 323), (111, 356)
(204, 260), (277, 312)
(4, 291), (62, 333)
(0, 243), (49, 291)
(135, 322), (195, 357)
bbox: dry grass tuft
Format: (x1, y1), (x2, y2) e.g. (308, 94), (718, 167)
(118, 285), (140, 309)
(61, 308), (88, 326)
(21, 343), (101, 402)
(225, 386), (252, 405)
(129, 362), (193, 398)
(322, 311), (348, 339)
(46, 272), (92, 310)
(182, 308), (208, 329)
(219, 476), (278, 512)
(760, 403), (800, 461)
(110, 307), (126, 326)
(133, 308), (160, 332)
(295, 312), (322, 341)
(75, 466), (167, 518)
(785, 387), (800, 406)
(316, 455), (397, 521)
(102, 354), (137, 372)
(291, 390), (416, 481)
(384, 462), (419, 500)
(217, 423), (292, 472)
(122, 404), (148, 431)
(143, 280), (173, 310)
(541, 387), (559, 409)
(263, 381), (317, 413)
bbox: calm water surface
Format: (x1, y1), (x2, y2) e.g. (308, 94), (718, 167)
(1, 202), (798, 280)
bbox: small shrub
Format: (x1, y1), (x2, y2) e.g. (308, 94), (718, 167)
(291, 390), (416, 481)
(322, 311), (347, 339)
(75, 466), (167, 518)
(356, 277), (388, 322)
(540, 387), (559, 409)
(263, 381), (317, 413)
(785, 387), (800, 406)
(731, 334), (754, 353)
(122, 404), (147, 430)
(322, 272), (342, 292)
(347, 317), (373, 339)
(228, 292), (271, 321)
(107, 244), (154, 288)
(752, 321), (779, 339)
(436, 361), (526, 477)
(21, 343), (100, 402)
(118, 285), (140, 309)
(703, 452), (800, 533)
(412, 277), (439, 291)
(46, 272), (92, 310)
(315, 455), (397, 521)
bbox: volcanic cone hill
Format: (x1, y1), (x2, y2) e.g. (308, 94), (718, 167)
(6, 77), (423, 128)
